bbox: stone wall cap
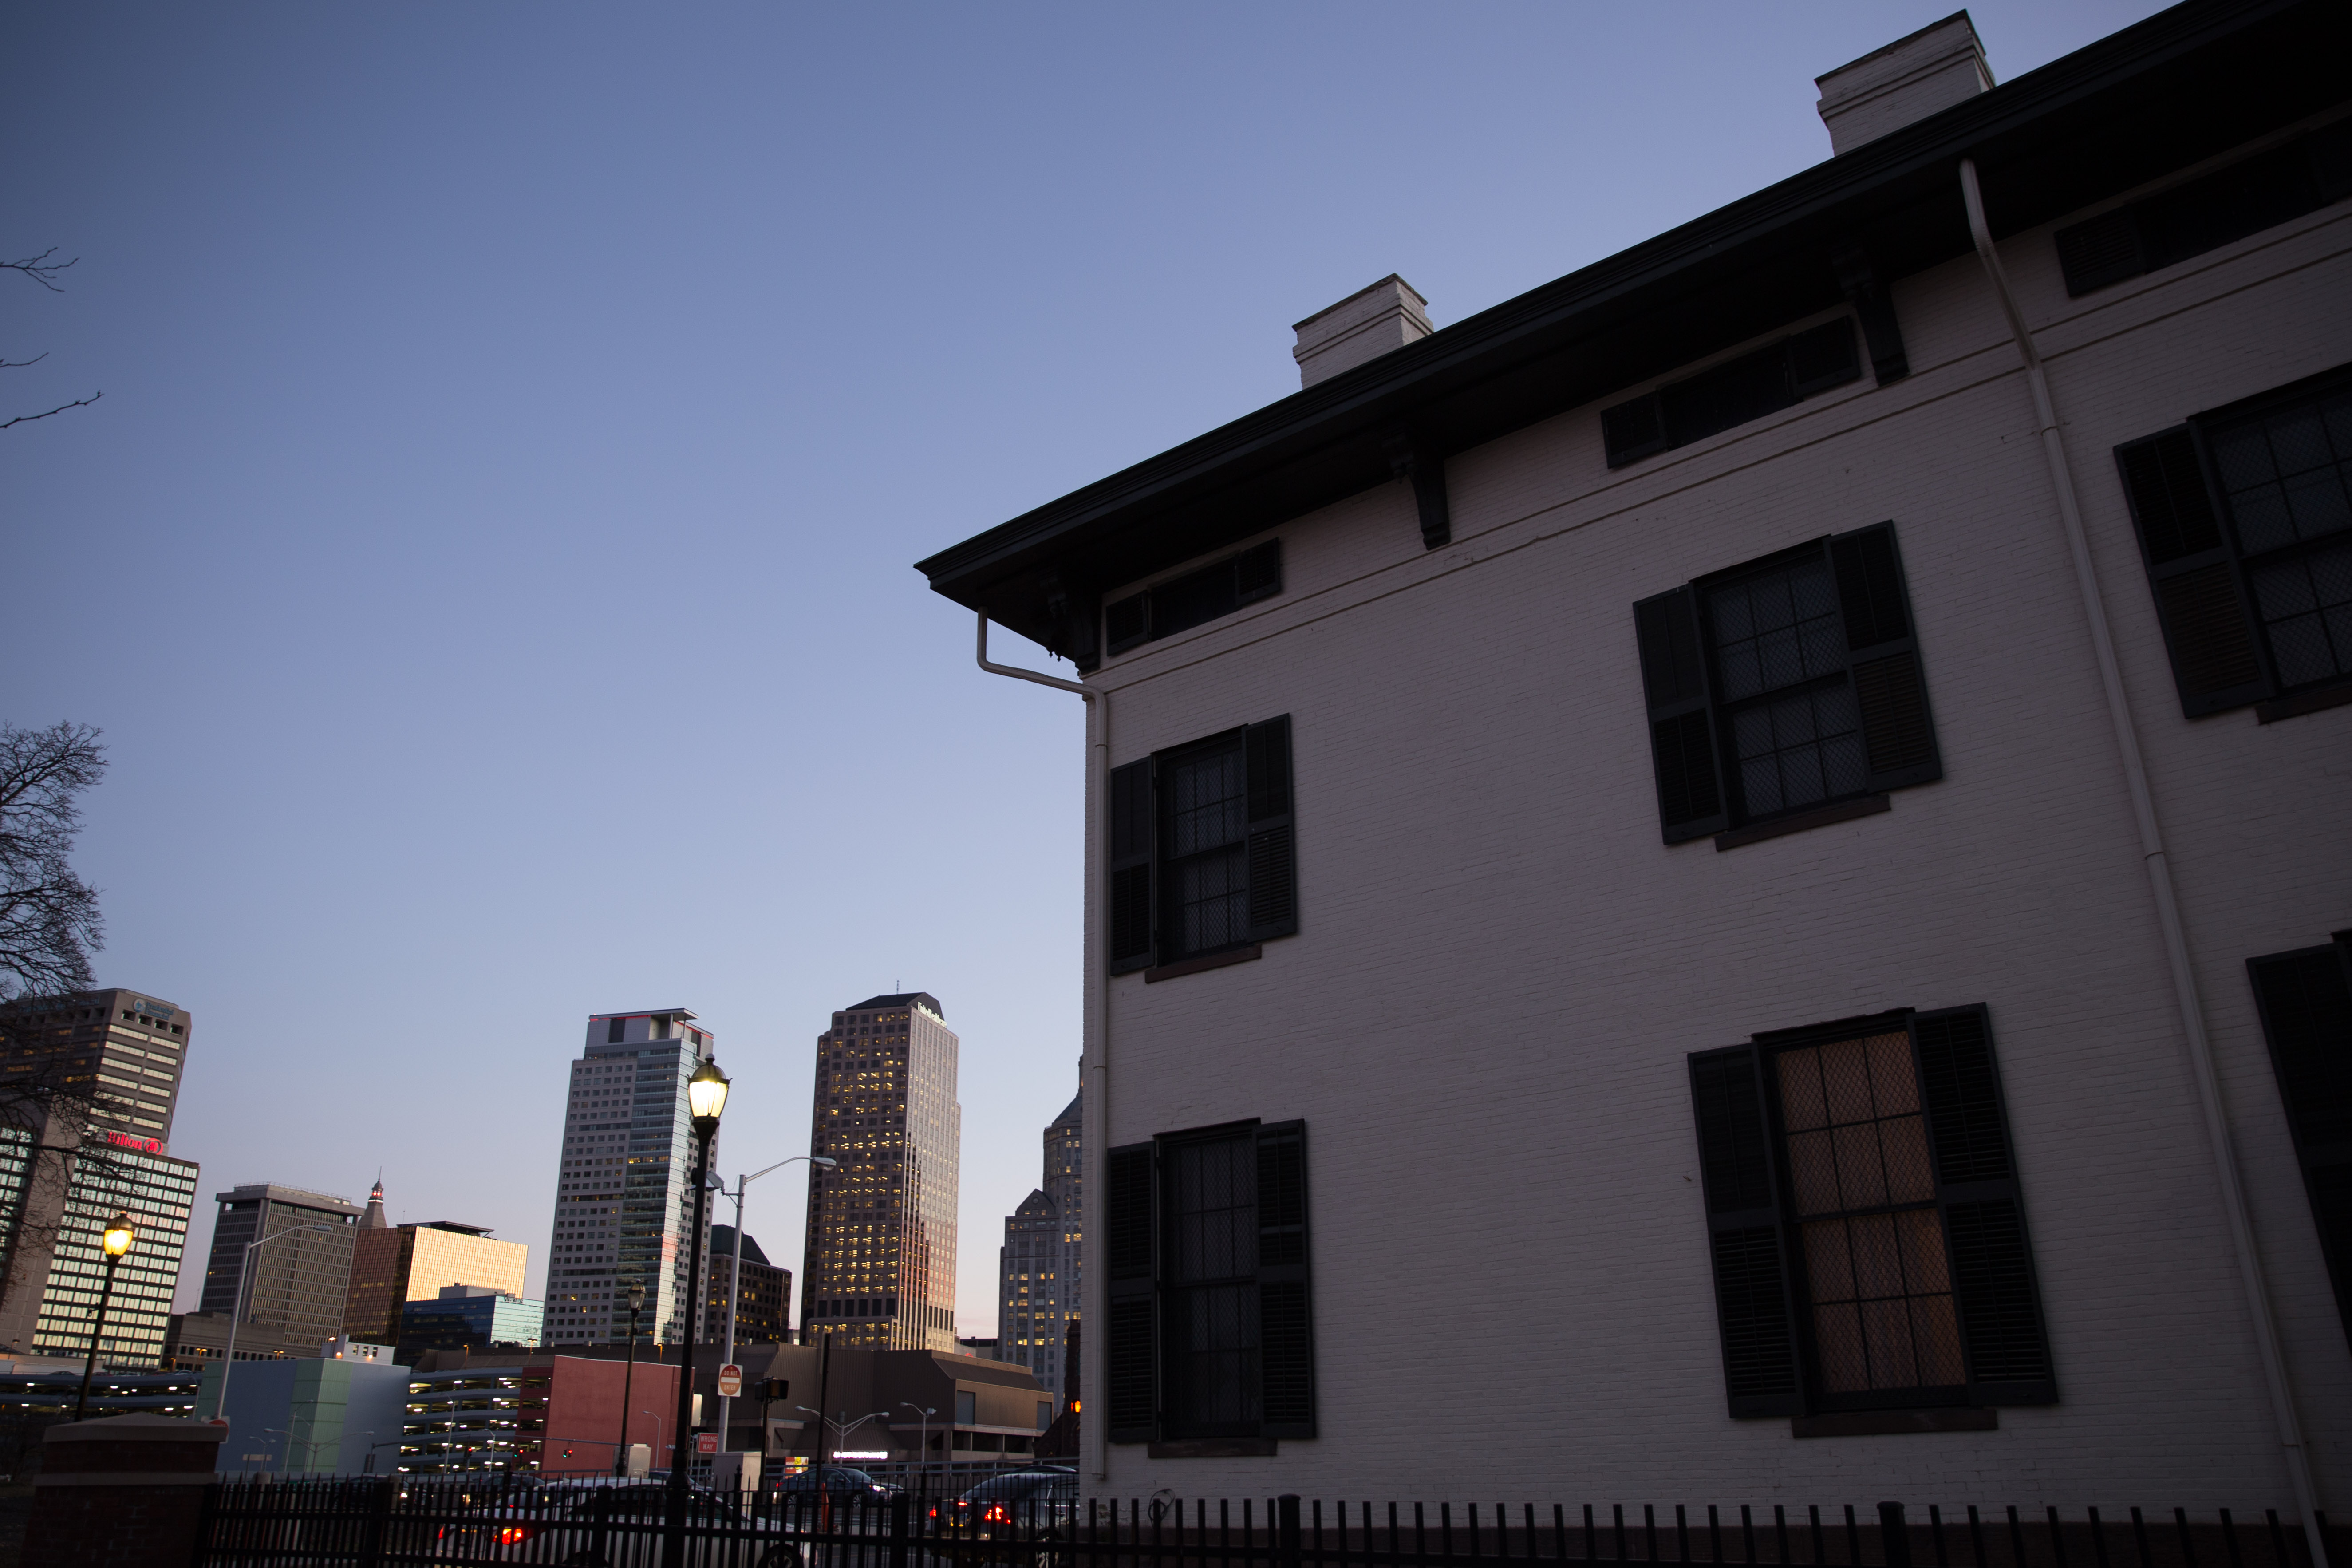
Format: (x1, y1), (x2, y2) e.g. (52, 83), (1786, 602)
(46, 1414), (231, 1444)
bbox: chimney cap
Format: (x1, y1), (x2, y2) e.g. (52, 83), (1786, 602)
(1291, 273), (1428, 334)
(1291, 275), (1434, 388)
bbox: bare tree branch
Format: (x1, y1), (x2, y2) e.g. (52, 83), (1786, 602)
(0, 391), (102, 431)
(0, 724), (107, 1004)
(1, 250), (79, 292)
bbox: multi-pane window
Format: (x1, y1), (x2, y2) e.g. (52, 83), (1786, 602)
(1106, 1122), (1314, 1446)
(1104, 541), (1283, 657)
(1774, 1031), (1962, 1394)
(2118, 362), (2352, 718)
(1688, 1006), (2053, 1418)
(1635, 522), (1940, 845)
(1106, 716), (1297, 975)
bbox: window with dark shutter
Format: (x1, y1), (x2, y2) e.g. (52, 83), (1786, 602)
(1106, 1120), (1314, 1446)
(1634, 523), (1938, 845)
(2247, 934), (2352, 1349)
(1103, 541), (1283, 656)
(1108, 715), (1299, 974)
(2117, 364), (2352, 718)
(1686, 1005), (2054, 1419)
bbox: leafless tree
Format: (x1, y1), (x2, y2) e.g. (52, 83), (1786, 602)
(0, 725), (122, 1331)
(3, 250), (101, 432)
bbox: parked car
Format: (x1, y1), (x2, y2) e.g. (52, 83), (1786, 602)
(929, 1470), (1078, 1566)
(431, 1479), (798, 1567)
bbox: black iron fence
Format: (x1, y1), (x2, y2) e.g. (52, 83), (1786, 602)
(191, 1479), (2335, 1568)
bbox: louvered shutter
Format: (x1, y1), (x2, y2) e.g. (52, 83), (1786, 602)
(2115, 429), (2268, 715)
(1911, 1005), (2056, 1406)
(1254, 1121), (1315, 1437)
(2247, 940), (2352, 1348)
(1634, 588), (1729, 842)
(1687, 1047), (1800, 1417)
(1828, 523), (1942, 792)
(1107, 759), (1155, 974)
(1244, 716), (1298, 943)
(1105, 1142), (1157, 1442)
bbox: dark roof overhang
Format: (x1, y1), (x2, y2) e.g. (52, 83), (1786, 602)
(915, 0), (2349, 659)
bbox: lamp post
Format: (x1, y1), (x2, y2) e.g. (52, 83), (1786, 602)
(662, 1057), (729, 1568)
(73, 1211), (136, 1421)
(614, 1282), (647, 1475)
(713, 1154), (834, 1449)
(209, 1222), (348, 1422)
(898, 1402), (934, 1491)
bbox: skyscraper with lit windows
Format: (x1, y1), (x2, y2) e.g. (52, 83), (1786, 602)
(996, 1089), (1080, 1397)
(541, 1008), (720, 1348)
(800, 993), (959, 1351)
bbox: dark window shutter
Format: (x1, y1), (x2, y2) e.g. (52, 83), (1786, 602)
(1634, 588), (1728, 842)
(2248, 940), (2352, 1349)
(2054, 209), (2146, 296)
(1602, 394), (1667, 468)
(1244, 716), (1298, 942)
(1105, 1142), (1157, 1443)
(1687, 1047), (1800, 1417)
(2115, 429), (2268, 715)
(1255, 1122), (1314, 1437)
(1105, 594), (1149, 656)
(1235, 541), (1283, 605)
(1828, 523), (1942, 791)
(1912, 1005), (2056, 1406)
(1107, 759), (1155, 974)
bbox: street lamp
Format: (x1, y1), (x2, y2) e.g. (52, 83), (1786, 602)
(210, 1222), (349, 1421)
(712, 1154), (835, 1447)
(74, 1211), (135, 1420)
(662, 1056), (728, 1568)
(614, 1282), (647, 1476)
(898, 1402), (935, 1490)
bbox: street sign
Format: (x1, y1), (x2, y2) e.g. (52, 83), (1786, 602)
(717, 1364), (742, 1398)
(697, 1433), (719, 1455)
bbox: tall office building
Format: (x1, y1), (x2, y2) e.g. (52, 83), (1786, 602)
(0, 989), (202, 1366)
(996, 1089), (1081, 1397)
(542, 1008), (721, 1347)
(706, 1225), (792, 1346)
(198, 1184), (363, 1345)
(342, 1177), (529, 1345)
(800, 992), (959, 1351)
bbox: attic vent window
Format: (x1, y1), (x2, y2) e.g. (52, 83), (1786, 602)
(1603, 319), (1861, 470)
(2055, 121), (2352, 298)
(1105, 541), (1282, 657)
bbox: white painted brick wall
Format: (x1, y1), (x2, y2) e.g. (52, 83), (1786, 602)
(1072, 189), (2352, 1510)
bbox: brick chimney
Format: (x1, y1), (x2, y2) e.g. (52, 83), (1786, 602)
(1292, 275), (1432, 388)
(1815, 11), (1993, 156)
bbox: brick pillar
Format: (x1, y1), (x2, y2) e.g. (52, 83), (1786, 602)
(21, 1412), (228, 1568)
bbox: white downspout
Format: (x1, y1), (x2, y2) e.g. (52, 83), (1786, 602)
(975, 609), (1111, 1485)
(1958, 159), (2328, 1567)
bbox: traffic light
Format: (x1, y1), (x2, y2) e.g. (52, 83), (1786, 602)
(759, 1378), (788, 1402)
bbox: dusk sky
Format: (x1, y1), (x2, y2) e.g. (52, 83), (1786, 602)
(4, 1), (2166, 1335)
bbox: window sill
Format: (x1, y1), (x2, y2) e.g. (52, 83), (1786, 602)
(2256, 682), (2352, 723)
(1148, 1438), (1278, 1459)
(1791, 1407), (1996, 1439)
(1714, 794), (1890, 851)
(1145, 945), (1263, 983)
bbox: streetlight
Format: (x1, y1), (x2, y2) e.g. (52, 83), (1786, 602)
(712, 1154), (834, 1448)
(662, 1056), (729, 1568)
(613, 1283), (647, 1476)
(73, 1210), (135, 1420)
(898, 1402), (935, 1491)
(210, 1222), (349, 1421)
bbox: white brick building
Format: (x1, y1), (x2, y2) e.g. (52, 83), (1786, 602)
(919, 0), (2352, 1522)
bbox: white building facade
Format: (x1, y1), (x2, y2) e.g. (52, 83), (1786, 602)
(542, 1008), (720, 1347)
(920, 0), (2352, 1521)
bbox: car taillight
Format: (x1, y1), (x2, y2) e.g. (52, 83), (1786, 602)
(983, 1504), (1011, 1524)
(497, 1525), (537, 1546)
